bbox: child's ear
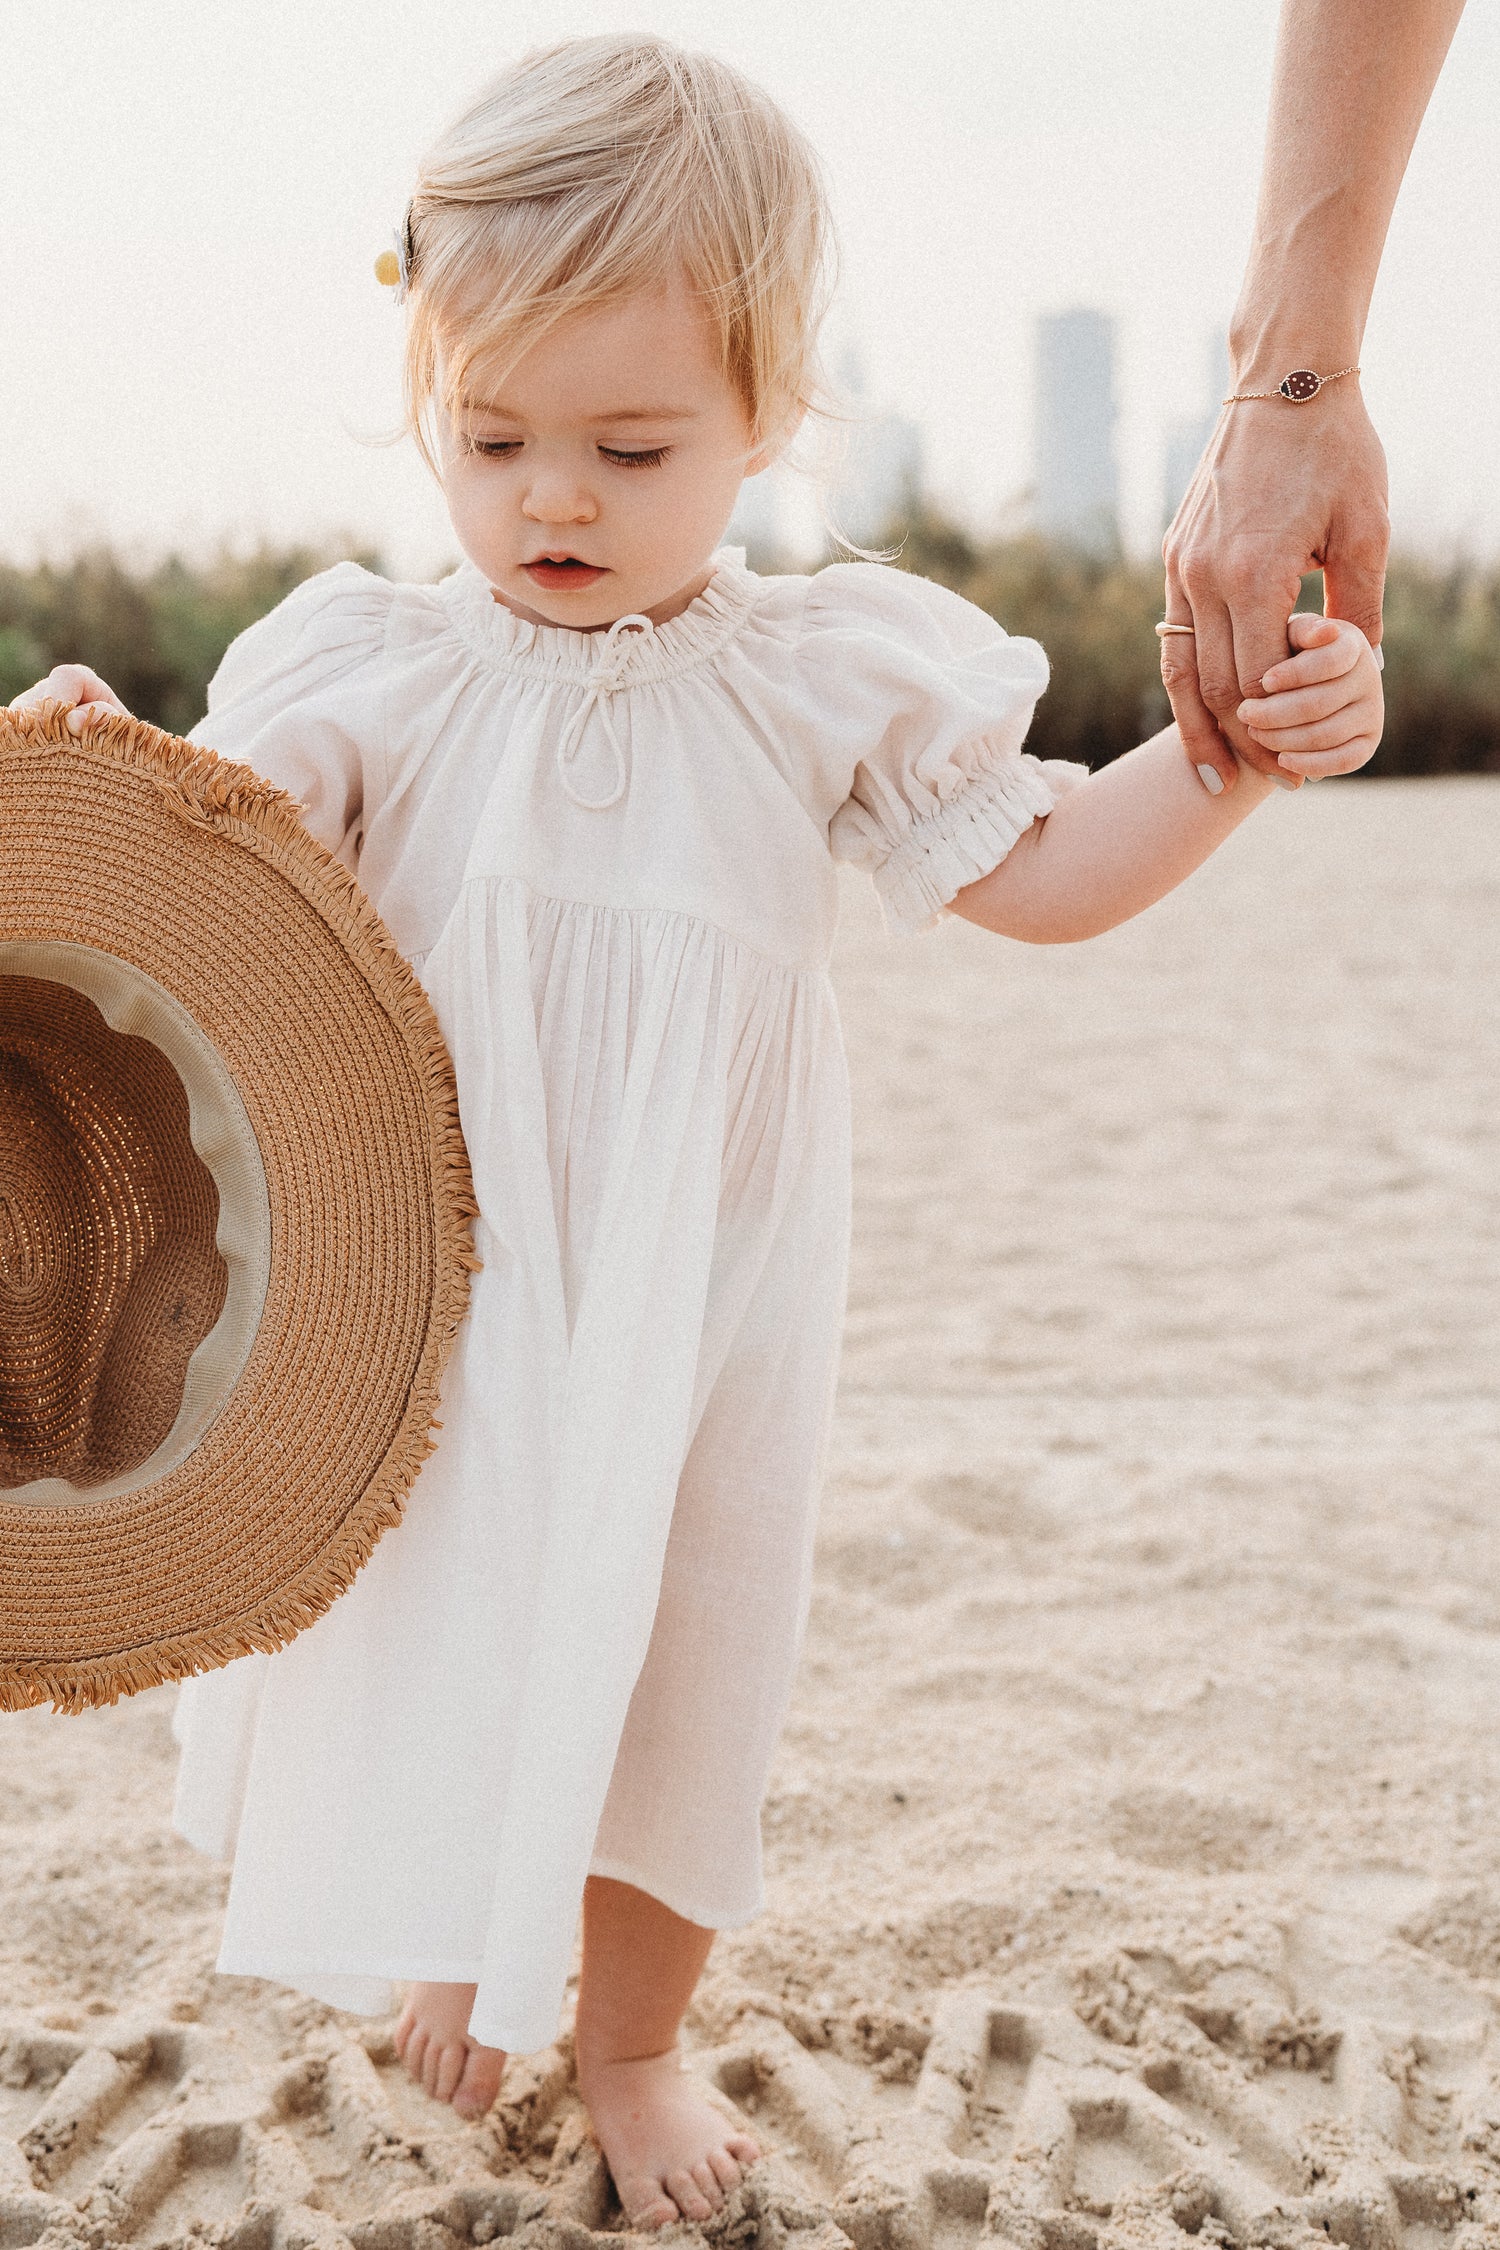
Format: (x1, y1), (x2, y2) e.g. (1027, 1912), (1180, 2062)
(744, 409), (804, 480)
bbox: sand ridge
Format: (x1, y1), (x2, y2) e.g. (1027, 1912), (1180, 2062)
(5, 778), (1500, 2250)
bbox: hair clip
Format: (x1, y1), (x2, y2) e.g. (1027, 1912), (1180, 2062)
(373, 208), (415, 299)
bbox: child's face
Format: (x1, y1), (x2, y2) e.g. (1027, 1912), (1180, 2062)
(440, 270), (774, 630)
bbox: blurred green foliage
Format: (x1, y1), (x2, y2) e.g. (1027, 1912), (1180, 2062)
(1379, 558), (1500, 774)
(2, 529), (1499, 774)
(0, 627), (47, 705)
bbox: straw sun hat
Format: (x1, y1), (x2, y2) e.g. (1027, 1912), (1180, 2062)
(0, 703), (477, 1713)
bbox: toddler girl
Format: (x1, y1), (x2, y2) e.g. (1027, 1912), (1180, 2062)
(15, 32), (1382, 2233)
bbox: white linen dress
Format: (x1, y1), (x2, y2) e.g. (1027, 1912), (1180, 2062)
(170, 548), (1062, 2055)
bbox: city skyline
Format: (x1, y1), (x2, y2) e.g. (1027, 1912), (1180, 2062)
(730, 313), (1226, 567)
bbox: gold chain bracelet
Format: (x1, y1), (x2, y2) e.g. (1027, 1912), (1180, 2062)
(1224, 366), (1360, 404)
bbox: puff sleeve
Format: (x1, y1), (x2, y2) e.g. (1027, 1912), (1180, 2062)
(803, 562), (1085, 931)
(186, 561), (394, 870)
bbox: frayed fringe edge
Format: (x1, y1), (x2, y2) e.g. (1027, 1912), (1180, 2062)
(0, 702), (481, 1716)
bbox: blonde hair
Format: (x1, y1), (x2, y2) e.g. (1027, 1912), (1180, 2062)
(402, 34), (836, 473)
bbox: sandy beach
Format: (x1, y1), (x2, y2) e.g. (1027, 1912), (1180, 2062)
(6, 775), (1500, 2250)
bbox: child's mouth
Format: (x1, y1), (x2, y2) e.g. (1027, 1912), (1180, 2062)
(524, 556), (607, 591)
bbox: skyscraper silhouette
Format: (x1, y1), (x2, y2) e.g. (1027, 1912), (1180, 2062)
(1034, 310), (1119, 555)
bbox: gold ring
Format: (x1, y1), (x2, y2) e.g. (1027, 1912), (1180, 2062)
(1155, 622), (1195, 638)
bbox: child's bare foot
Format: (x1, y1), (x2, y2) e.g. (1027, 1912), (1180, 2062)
(578, 2047), (761, 2229)
(392, 1982), (507, 2119)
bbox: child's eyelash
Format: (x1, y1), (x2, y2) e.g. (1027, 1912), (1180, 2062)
(469, 441), (671, 468)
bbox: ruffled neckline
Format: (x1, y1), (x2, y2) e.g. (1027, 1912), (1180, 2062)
(437, 548), (764, 686)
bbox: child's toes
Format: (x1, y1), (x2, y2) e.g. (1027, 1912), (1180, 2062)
(432, 2039), (469, 2104)
(620, 2178), (688, 2232)
(705, 2145), (743, 2192)
(664, 2169), (716, 2222)
(452, 2042), (506, 2119)
(692, 2160), (726, 2208)
(727, 2131), (761, 2165)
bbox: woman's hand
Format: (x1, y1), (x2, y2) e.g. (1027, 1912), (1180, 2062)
(1162, 383), (1390, 791)
(9, 664), (132, 733)
(1233, 612), (1383, 778)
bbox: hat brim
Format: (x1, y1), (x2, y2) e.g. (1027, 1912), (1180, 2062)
(0, 705), (477, 1713)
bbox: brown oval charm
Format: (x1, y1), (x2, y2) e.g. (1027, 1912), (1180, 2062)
(1280, 369), (1322, 401)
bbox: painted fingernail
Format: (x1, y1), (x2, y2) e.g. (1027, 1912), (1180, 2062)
(1271, 772), (1300, 791)
(1195, 763), (1225, 796)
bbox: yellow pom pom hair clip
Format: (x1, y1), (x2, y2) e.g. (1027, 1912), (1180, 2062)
(374, 208), (414, 301)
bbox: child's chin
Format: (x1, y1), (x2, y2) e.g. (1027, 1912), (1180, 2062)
(523, 566), (622, 610)
(491, 577), (614, 629)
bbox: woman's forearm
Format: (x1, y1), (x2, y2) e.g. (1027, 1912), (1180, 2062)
(1231, 0), (1466, 382)
(949, 731), (1274, 946)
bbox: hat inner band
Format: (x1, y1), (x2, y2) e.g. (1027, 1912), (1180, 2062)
(0, 941), (271, 1507)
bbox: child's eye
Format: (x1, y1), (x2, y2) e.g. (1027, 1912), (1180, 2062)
(599, 446), (671, 469)
(470, 438), (521, 458)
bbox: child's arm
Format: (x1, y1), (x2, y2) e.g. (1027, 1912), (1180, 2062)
(950, 614), (1381, 945)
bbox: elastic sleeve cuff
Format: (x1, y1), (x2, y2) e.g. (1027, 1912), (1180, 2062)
(873, 754), (1064, 933)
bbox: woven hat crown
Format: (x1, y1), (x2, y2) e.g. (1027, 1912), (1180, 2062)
(0, 704), (477, 1713)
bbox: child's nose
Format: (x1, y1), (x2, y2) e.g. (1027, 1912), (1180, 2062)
(521, 475), (598, 527)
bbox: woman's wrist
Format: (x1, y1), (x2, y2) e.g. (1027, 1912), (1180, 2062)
(1228, 297), (1366, 395)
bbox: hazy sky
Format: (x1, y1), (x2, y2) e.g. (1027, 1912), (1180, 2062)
(4, 0), (1498, 575)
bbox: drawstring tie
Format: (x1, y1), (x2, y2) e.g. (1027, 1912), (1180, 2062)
(556, 613), (655, 811)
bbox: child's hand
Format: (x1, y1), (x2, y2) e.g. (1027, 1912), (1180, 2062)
(8, 664), (132, 735)
(1235, 613), (1383, 779)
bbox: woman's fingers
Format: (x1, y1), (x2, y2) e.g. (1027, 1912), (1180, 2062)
(1182, 588), (1244, 749)
(1181, 571), (1304, 789)
(1159, 556), (1239, 792)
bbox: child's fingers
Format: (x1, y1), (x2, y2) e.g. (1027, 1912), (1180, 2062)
(8, 663), (125, 715)
(1286, 611), (1343, 647)
(1276, 733), (1381, 778)
(10, 664), (133, 739)
(1238, 679), (1364, 733)
(1259, 633), (1360, 695)
(1247, 708), (1373, 757)
(65, 704), (118, 735)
